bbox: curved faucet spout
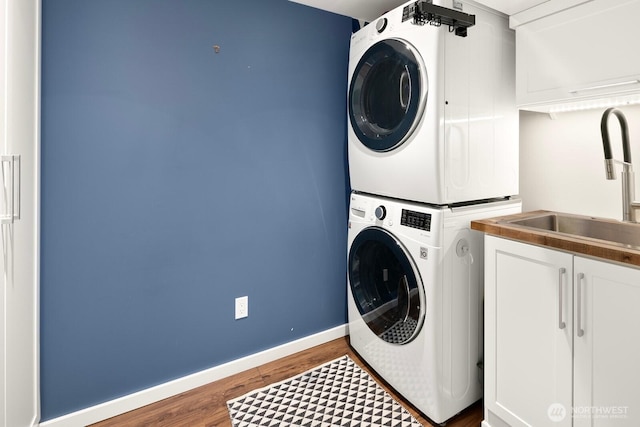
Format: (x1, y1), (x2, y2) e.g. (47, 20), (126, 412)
(600, 108), (639, 222)
(601, 107), (631, 171)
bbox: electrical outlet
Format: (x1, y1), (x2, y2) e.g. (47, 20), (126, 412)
(235, 296), (248, 319)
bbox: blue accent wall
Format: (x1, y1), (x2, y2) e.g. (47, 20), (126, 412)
(40, 0), (352, 420)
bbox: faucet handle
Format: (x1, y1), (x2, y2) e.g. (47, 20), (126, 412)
(605, 158), (617, 180)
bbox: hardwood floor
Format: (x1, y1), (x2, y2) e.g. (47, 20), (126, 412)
(91, 337), (483, 427)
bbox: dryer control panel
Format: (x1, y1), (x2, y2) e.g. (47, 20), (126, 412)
(401, 209), (432, 231)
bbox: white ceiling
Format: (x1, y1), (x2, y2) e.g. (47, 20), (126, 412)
(289, 0), (408, 22)
(289, 0), (552, 21)
(476, 0), (550, 15)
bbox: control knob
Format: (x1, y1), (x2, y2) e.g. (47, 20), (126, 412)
(375, 206), (386, 220)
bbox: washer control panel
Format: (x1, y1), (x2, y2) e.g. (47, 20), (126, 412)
(401, 209), (431, 231)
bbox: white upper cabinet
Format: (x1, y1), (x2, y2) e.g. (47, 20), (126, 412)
(515, 0), (640, 111)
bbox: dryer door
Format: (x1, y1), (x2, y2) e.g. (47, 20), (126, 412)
(348, 227), (425, 345)
(348, 38), (426, 152)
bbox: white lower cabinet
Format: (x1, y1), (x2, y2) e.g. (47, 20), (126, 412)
(484, 236), (640, 427)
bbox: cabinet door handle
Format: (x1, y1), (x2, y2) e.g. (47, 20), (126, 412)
(558, 267), (566, 330)
(577, 272), (585, 337)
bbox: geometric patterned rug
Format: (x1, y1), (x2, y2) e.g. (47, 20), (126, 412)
(227, 355), (423, 427)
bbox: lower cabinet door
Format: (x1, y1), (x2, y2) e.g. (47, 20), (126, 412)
(484, 236), (573, 427)
(573, 257), (640, 427)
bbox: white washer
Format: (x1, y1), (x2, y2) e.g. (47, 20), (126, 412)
(347, 192), (520, 423)
(347, 0), (518, 205)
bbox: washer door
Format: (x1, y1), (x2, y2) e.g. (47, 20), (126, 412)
(349, 227), (425, 345)
(348, 38), (426, 152)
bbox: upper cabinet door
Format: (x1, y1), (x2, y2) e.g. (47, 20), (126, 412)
(515, 0), (640, 111)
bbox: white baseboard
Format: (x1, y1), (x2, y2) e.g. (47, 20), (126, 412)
(40, 324), (348, 427)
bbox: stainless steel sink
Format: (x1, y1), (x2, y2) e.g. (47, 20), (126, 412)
(506, 212), (640, 249)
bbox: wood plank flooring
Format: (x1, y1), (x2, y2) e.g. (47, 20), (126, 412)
(91, 336), (483, 427)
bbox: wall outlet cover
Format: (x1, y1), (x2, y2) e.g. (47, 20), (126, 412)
(235, 296), (248, 319)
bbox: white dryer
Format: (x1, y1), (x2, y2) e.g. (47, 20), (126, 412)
(347, 0), (518, 205)
(347, 192), (521, 423)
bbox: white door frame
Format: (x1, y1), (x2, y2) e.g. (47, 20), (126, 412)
(0, 0), (41, 425)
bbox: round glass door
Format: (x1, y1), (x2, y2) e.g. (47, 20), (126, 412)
(348, 38), (426, 152)
(348, 227), (425, 345)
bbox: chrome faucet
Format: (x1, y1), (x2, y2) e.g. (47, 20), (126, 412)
(601, 108), (640, 222)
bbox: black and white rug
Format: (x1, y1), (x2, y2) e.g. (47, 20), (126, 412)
(227, 355), (423, 427)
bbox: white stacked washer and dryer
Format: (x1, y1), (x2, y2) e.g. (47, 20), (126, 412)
(346, 0), (521, 424)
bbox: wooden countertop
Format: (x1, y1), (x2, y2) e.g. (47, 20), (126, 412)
(471, 210), (640, 267)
